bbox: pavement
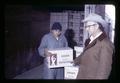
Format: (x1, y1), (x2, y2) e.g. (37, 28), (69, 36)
(13, 64), (44, 79)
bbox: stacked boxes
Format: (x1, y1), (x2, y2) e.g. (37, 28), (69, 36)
(47, 47), (82, 79)
(64, 46), (83, 79)
(64, 66), (79, 79)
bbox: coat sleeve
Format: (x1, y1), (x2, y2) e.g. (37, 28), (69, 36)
(73, 56), (81, 65)
(38, 35), (47, 57)
(96, 41), (114, 79)
(73, 38), (89, 65)
(73, 52), (83, 65)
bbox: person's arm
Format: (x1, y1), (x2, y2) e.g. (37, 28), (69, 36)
(38, 35), (47, 57)
(73, 52), (83, 65)
(96, 41), (114, 79)
(38, 35), (53, 57)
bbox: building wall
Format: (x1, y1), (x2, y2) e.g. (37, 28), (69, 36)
(50, 12), (68, 34)
(5, 5), (50, 78)
(50, 10), (84, 47)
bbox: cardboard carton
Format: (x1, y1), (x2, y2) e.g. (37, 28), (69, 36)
(47, 47), (73, 68)
(64, 65), (79, 79)
(74, 46), (83, 57)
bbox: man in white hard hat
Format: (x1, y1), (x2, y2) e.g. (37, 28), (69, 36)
(74, 13), (114, 79)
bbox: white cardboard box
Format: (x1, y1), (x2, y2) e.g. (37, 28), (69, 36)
(74, 46), (83, 57)
(64, 65), (79, 79)
(47, 47), (73, 68)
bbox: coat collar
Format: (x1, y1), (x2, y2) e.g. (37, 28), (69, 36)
(83, 33), (107, 52)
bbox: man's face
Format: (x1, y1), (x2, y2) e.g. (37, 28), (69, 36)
(85, 21), (98, 37)
(51, 29), (61, 37)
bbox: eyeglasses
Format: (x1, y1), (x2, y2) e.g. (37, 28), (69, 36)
(85, 24), (96, 28)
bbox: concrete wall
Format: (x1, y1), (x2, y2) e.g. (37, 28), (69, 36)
(5, 5), (50, 78)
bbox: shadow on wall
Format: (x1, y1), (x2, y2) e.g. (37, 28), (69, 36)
(64, 28), (77, 49)
(64, 29), (77, 59)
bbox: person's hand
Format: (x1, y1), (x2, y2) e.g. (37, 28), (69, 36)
(70, 61), (76, 66)
(44, 48), (52, 57)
